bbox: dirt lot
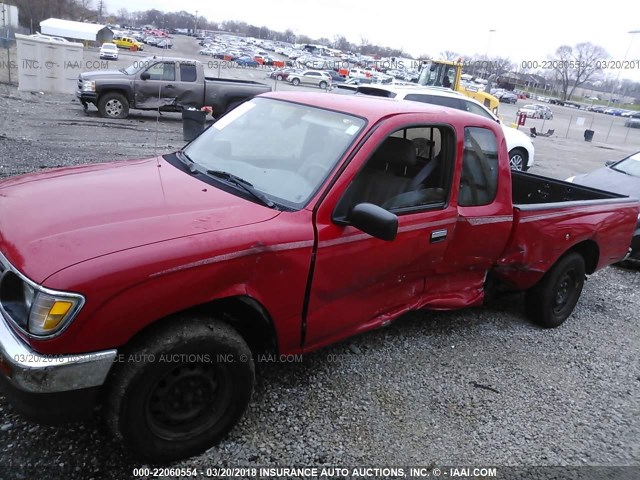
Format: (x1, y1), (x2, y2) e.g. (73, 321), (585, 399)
(0, 35), (639, 480)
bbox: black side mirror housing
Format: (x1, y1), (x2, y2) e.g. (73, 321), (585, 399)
(605, 160), (615, 166)
(348, 203), (398, 241)
(140, 72), (150, 80)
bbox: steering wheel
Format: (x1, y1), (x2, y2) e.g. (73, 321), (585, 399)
(298, 161), (328, 184)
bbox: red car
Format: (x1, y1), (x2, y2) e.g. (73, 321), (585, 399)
(268, 67), (298, 81)
(0, 92), (638, 462)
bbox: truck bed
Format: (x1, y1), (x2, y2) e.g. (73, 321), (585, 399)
(204, 77), (268, 86)
(497, 171), (639, 290)
(512, 170), (625, 205)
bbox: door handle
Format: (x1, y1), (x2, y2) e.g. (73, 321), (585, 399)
(430, 229), (448, 243)
(165, 84), (175, 89)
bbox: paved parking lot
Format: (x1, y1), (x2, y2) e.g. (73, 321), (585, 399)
(0, 33), (638, 479)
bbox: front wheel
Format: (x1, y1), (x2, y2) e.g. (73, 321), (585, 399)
(319, 81), (327, 89)
(291, 78), (300, 86)
(105, 316), (255, 462)
(98, 92), (129, 119)
(525, 252), (586, 328)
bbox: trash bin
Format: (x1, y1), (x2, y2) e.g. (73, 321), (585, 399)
(182, 109), (207, 142)
(584, 129), (595, 142)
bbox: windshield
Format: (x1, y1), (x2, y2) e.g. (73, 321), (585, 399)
(183, 98), (366, 208)
(102, 44), (117, 51)
(612, 152), (640, 177)
(123, 61), (148, 75)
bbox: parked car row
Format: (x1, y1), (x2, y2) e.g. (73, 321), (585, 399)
(517, 104), (554, 120)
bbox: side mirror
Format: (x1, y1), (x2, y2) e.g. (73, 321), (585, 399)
(348, 203), (398, 241)
(605, 160), (615, 167)
(140, 71), (150, 80)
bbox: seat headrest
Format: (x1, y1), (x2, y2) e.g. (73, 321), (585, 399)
(369, 137), (417, 169)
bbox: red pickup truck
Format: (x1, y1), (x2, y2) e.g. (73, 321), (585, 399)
(0, 92), (638, 462)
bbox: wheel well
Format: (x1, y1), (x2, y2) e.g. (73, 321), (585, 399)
(509, 147), (527, 160)
(124, 296), (279, 357)
(567, 240), (599, 274)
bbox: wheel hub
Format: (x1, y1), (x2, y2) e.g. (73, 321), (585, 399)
(146, 363), (228, 439)
(553, 273), (575, 313)
(105, 99), (122, 116)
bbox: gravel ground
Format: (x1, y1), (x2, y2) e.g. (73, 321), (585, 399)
(0, 82), (639, 480)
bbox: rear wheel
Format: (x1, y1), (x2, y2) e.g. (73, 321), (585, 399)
(276, 75), (283, 81)
(98, 92), (129, 119)
(525, 252), (586, 328)
(105, 316), (254, 463)
(509, 148), (528, 171)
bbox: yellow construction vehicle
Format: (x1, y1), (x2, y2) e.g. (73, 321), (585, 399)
(416, 59), (499, 114)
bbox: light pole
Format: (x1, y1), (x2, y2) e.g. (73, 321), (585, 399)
(607, 29), (640, 106)
(486, 29), (496, 57)
(193, 10), (198, 35)
(483, 29), (496, 79)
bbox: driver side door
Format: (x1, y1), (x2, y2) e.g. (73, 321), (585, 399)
(134, 61), (177, 109)
(304, 115), (459, 350)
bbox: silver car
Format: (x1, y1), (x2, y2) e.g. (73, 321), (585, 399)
(288, 70), (331, 89)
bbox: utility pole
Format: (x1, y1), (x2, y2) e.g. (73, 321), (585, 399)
(193, 10), (198, 36)
(607, 29), (640, 106)
(2, 3), (10, 84)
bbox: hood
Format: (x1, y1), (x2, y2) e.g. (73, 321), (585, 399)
(0, 156), (280, 283)
(573, 166), (640, 199)
(80, 70), (126, 80)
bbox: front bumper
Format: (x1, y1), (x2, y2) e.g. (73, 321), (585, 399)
(0, 308), (117, 395)
(0, 309), (117, 421)
(76, 90), (98, 103)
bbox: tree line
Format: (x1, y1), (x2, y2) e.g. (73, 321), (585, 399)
(6, 1), (638, 102)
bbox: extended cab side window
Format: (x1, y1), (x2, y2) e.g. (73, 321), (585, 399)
(179, 63), (197, 82)
(146, 62), (175, 81)
(335, 126), (454, 217)
(458, 127), (499, 207)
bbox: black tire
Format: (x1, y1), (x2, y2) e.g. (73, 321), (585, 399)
(276, 75), (283, 81)
(525, 252), (586, 328)
(319, 81), (327, 89)
(98, 92), (129, 119)
(291, 78), (300, 86)
(509, 148), (528, 171)
(105, 315), (255, 463)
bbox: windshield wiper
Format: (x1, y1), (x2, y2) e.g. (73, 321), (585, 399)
(206, 170), (276, 208)
(176, 149), (198, 173)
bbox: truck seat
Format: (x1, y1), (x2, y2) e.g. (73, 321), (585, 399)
(346, 136), (417, 208)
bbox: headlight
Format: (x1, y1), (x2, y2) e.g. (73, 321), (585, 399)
(0, 270), (84, 337)
(28, 291), (82, 336)
(81, 80), (95, 92)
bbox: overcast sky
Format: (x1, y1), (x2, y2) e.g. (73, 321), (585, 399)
(105, 0), (640, 81)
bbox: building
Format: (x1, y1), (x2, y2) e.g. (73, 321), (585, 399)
(40, 18), (113, 44)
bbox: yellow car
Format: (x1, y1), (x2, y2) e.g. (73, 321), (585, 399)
(113, 36), (143, 51)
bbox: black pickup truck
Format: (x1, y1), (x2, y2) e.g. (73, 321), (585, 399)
(76, 57), (271, 119)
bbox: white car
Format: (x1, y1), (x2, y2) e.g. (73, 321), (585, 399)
(99, 43), (118, 60)
(351, 84), (536, 171)
(518, 104), (553, 120)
